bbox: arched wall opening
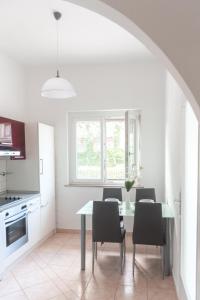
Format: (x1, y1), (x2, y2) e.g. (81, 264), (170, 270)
(0, 1), (198, 299)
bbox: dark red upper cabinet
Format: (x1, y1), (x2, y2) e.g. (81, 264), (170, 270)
(0, 117), (26, 160)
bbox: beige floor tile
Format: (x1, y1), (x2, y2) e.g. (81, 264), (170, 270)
(53, 278), (81, 299)
(62, 272), (91, 284)
(31, 252), (55, 268)
(119, 270), (147, 290)
(47, 265), (73, 278)
(115, 285), (147, 300)
(64, 289), (80, 300)
(42, 266), (59, 280)
(23, 281), (61, 300)
(12, 257), (40, 276)
(48, 254), (75, 267)
(147, 275), (175, 290)
(0, 275), (21, 297)
(14, 269), (50, 288)
(50, 295), (67, 300)
(47, 235), (69, 246)
(148, 288), (178, 300)
(0, 291), (28, 300)
(87, 278), (118, 294)
(82, 286), (116, 300)
(63, 279), (89, 297)
(37, 243), (62, 254)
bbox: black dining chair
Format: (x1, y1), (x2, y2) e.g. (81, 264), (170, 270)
(102, 187), (123, 224)
(135, 188), (156, 202)
(102, 187), (122, 202)
(132, 202), (166, 278)
(92, 201), (126, 274)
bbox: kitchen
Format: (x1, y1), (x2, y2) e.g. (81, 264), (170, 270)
(0, 119), (55, 278)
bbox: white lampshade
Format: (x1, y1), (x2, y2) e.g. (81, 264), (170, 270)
(41, 76), (76, 99)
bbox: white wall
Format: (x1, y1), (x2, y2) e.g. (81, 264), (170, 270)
(19, 60), (166, 231)
(0, 51), (26, 192)
(165, 72), (199, 300)
(181, 102), (198, 300)
(0, 52), (26, 120)
(165, 72), (186, 299)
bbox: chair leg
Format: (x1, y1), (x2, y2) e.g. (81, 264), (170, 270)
(92, 242), (95, 274)
(133, 244), (136, 276)
(123, 237), (126, 265)
(162, 246), (165, 280)
(95, 242), (97, 260)
(120, 243), (123, 274)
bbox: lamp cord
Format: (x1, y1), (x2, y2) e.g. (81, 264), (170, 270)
(56, 18), (60, 77)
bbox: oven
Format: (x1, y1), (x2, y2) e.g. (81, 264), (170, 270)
(3, 203), (28, 257)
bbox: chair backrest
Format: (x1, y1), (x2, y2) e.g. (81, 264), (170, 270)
(135, 188), (156, 202)
(92, 201), (122, 243)
(102, 188), (122, 202)
(133, 202), (165, 246)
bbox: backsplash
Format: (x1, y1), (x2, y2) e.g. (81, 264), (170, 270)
(0, 160), (6, 193)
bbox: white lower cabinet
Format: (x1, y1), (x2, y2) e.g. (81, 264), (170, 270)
(28, 197), (41, 247)
(1, 196), (53, 275)
(40, 201), (55, 240)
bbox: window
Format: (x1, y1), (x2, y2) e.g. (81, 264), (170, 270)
(105, 119), (125, 181)
(76, 121), (101, 180)
(69, 110), (141, 185)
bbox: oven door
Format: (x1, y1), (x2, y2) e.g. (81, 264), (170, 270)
(4, 210), (28, 256)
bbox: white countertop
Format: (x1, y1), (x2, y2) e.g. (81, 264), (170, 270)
(0, 191), (40, 211)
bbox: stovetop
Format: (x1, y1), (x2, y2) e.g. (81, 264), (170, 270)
(0, 196), (22, 207)
(0, 191), (40, 210)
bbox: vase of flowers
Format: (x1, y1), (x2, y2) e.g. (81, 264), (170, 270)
(124, 179), (135, 209)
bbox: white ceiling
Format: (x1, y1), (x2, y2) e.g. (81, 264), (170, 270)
(0, 0), (153, 65)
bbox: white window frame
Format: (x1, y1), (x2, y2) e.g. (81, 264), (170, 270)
(68, 110), (141, 185)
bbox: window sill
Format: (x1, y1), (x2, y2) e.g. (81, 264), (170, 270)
(64, 183), (143, 188)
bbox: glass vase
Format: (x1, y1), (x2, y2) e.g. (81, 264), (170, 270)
(125, 190), (131, 209)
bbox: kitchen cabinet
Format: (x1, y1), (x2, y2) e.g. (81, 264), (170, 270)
(0, 117), (26, 159)
(6, 122), (56, 239)
(38, 123), (55, 239)
(0, 212), (5, 278)
(28, 197), (41, 247)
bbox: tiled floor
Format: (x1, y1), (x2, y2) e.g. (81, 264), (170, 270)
(0, 233), (178, 299)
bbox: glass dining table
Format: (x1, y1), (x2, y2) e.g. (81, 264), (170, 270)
(76, 200), (174, 276)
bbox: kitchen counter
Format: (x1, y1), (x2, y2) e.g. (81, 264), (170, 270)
(0, 191), (40, 211)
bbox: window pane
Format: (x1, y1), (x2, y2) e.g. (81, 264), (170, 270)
(105, 120), (125, 180)
(76, 121), (101, 179)
(128, 118), (136, 175)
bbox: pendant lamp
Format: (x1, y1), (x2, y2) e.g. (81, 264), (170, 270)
(41, 11), (76, 99)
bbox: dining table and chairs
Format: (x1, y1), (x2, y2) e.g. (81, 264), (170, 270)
(76, 187), (174, 278)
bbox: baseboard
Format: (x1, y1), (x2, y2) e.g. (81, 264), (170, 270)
(56, 228), (91, 234)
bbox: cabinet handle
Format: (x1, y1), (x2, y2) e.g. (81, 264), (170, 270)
(40, 159), (43, 175)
